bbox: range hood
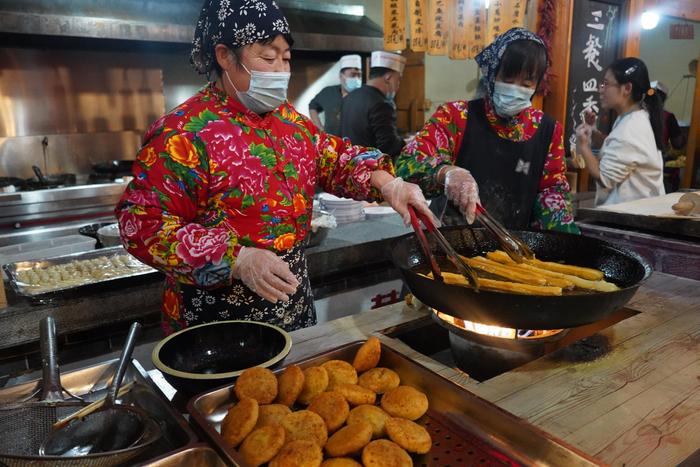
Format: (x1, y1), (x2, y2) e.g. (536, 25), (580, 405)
(0, 0), (383, 52)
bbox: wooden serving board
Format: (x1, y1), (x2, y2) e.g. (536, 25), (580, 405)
(577, 192), (700, 239)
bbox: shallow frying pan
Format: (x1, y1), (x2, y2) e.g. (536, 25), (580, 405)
(392, 226), (652, 329)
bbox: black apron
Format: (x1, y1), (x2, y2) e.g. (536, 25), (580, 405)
(179, 244), (316, 332)
(430, 98), (555, 229)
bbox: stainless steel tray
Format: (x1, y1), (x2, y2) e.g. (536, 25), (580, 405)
(187, 341), (602, 467)
(0, 358), (198, 465)
(136, 444), (227, 467)
(2, 246), (158, 297)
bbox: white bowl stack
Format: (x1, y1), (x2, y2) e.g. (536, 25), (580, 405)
(318, 193), (365, 224)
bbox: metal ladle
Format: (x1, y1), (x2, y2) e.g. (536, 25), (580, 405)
(39, 322), (153, 457)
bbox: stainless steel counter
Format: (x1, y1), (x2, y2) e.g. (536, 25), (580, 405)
(0, 183), (126, 245)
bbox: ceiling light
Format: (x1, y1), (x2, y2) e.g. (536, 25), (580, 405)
(641, 11), (660, 30)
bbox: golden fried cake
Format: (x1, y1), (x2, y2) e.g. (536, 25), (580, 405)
(280, 409), (329, 448)
(358, 367), (400, 394)
(324, 420), (373, 458)
(361, 439), (412, 467)
(334, 383), (376, 406)
(269, 439), (323, 467)
(385, 417), (432, 454)
(276, 364), (305, 406)
(256, 403), (292, 429)
(380, 385), (429, 421)
(346, 404), (391, 439)
(321, 360), (358, 390)
(352, 336), (381, 372)
(308, 391), (350, 433)
(297, 366), (329, 405)
(320, 458), (363, 467)
(234, 367), (278, 404)
(221, 397), (259, 448)
(238, 424), (286, 466)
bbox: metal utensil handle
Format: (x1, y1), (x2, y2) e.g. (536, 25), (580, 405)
(475, 204), (534, 262)
(430, 228), (480, 290)
(408, 206), (443, 281)
(32, 165), (48, 184)
(107, 322), (141, 406)
(39, 316), (64, 402)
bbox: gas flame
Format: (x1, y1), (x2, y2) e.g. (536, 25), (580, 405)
(434, 311), (563, 340)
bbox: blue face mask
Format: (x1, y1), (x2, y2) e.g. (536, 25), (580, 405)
(492, 81), (535, 117)
(343, 77), (362, 92)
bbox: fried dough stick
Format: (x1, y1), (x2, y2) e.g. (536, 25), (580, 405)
(422, 272), (563, 296)
(462, 255), (575, 290)
(488, 249), (603, 280)
(457, 255), (548, 286)
(486, 251), (619, 292)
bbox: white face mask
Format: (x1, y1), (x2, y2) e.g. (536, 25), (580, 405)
(492, 81), (536, 117)
(226, 63), (290, 114)
(343, 76), (362, 92)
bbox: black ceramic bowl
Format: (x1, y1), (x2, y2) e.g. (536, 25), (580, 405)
(152, 320), (292, 396)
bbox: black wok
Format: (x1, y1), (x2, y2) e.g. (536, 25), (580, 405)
(392, 226), (652, 329)
(91, 160), (134, 175)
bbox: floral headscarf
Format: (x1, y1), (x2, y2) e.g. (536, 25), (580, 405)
(190, 0), (292, 77)
(475, 28), (548, 99)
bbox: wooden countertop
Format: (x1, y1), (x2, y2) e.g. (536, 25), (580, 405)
(285, 271), (700, 466)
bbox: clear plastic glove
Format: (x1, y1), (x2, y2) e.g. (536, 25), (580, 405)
(232, 246), (300, 303)
(444, 167), (480, 224)
(381, 177), (438, 227)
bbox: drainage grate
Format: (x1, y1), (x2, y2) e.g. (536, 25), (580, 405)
(416, 413), (521, 467)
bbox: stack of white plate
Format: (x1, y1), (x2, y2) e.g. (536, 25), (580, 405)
(363, 206), (396, 218)
(318, 193), (365, 224)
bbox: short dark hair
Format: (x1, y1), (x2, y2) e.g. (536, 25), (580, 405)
(212, 33), (293, 78)
(369, 67), (393, 80)
(607, 57), (663, 151)
(497, 39), (548, 84)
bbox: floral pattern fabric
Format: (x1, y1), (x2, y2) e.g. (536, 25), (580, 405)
(395, 98), (578, 233)
(117, 83), (393, 334)
(190, 0), (292, 75)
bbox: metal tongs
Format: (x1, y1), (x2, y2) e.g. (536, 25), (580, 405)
(475, 203), (534, 263)
(408, 205), (479, 290)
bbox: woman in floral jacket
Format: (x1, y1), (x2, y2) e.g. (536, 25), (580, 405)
(116, 0), (433, 334)
(395, 28), (578, 233)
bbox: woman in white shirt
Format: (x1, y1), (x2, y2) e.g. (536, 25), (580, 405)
(575, 57), (665, 206)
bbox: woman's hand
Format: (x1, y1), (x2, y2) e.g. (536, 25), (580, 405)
(232, 246), (299, 303)
(583, 109), (597, 127)
(442, 167), (480, 224)
(379, 177), (437, 227)
(575, 123), (592, 149)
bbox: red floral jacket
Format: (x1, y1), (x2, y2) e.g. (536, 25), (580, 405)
(116, 83), (393, 333)
(396, 99), (578, 232)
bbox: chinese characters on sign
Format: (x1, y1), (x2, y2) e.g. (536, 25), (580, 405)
(467, 0), (487, 58)
(508, 0), (526, 30)
(409, 0), (428, 52)
(487, 0), (504, 42)
(428, 0), (448, 55)
(565, 1), (620, 154)
(449, 0), (469, 59)
(670, 23), (694, 40)
(384, 0), (406, 51)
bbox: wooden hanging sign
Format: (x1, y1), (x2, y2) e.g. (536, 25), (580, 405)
(428, 0), (449, 55)
(449, 0), (470, 59)
(384, 0), (407, 51)
(467, 0), (487, 58)
(409, 0), (429, 52)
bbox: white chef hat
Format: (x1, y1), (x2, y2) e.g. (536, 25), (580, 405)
(650, 80), (669, 95)
(339, 54), (362, 70)
(370, 51), (406, 74)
